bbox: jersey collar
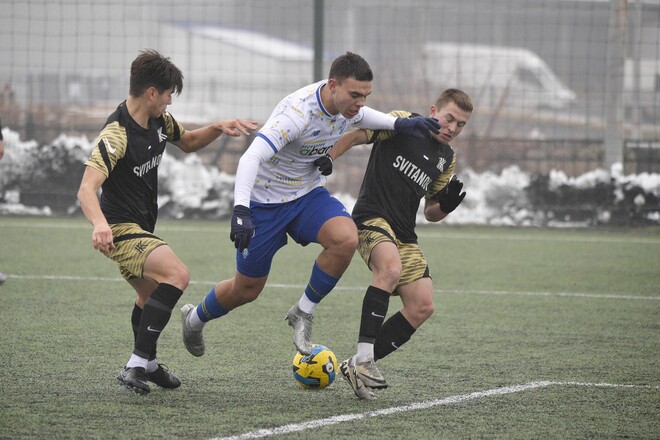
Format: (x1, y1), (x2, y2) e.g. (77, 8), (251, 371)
(316, 82), (334, 118)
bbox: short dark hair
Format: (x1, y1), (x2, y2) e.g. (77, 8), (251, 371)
(436, 88), (473, 113)
(328, 52), (373, 83)
(129, 49), (184, 97)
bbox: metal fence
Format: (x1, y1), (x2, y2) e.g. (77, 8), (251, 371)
(1, 0), (659, 177)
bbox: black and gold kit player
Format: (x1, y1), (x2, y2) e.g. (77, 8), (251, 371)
(89, 101), (181, 234)
(78, 49), (257, 395)
(353, 109), (457, 285)
(85, 102), (182, 279)
(325, 89), (473, 399)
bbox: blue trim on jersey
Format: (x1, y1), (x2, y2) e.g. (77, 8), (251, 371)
(316, 83), (333, 117)
(256, 132), (278, 153)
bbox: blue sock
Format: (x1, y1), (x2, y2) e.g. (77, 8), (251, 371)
(304, 262), (339, 304)
(196, 287), (229, 322)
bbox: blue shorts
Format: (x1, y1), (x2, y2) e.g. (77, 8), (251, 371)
(236, 187), (350, 278)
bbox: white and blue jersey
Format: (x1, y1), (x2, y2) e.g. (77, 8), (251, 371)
(232, 80), (396, 277)
(252, 80), (363, 203)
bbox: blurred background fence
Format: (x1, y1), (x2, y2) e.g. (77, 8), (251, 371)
(0, 0), (659, 206)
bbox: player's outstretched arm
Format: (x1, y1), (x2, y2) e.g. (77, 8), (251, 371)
(394, 116), (440, 140)
(314, 128), (369, 176)
(330, 129), (369, 161)
(176, 118), (259, 153)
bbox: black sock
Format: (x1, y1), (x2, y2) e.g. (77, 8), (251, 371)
(358, 286), (390, 344)
(133, 283), (183, 359)
(131, 303), (157, 361)
(374, 311), (416, 361)
(131, 302), (142, 343)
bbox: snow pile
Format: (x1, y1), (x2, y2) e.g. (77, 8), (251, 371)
(0, 130), (657, 226)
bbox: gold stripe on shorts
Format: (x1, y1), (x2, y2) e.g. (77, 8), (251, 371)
(108, 223), (167, 280)
(356, 217), (430, 290)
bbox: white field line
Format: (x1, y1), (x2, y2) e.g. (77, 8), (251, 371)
(6, 274), (660, 301)
(1, 221), (659, 245)
(210, 381), (658, 440)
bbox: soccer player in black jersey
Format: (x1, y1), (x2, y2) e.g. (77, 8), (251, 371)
(325, 89), (473, 399)
(77, 49), (257, 395)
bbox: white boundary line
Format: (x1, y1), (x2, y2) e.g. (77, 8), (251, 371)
(210, 381), (657, 440)
(5, 274), (660, 301)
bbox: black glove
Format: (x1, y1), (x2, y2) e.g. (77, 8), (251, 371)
(314, 154), (333, 176)
(394, 116), (440, 140)
(435, 176), (466, 214)
(230, 205), (254, 252)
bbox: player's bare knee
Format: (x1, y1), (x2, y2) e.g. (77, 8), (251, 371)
(169, 263), (190, 290)
(334, 231), (359, 258)
(406, 297), (434, 325)
(346, 231), (359, 251)
(375, 266), (401, 291)
(386, 263), (402, 284)
(417, 301), (435, 321)
(232, 278), (264, 304)
(319, 218), (358, 259)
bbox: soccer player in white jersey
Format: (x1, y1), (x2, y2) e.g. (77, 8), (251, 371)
(180, 52), (440, 359)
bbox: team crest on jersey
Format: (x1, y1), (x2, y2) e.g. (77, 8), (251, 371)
(436, 157), (447, 172)
(157, 127), (167, 142)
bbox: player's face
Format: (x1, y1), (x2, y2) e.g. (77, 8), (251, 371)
(148, 87), (174, 118)
(328, 77), (372, 119)
(430, 101), (471, 143)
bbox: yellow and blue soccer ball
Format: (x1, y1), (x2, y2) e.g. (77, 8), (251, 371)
(292, 344), (338, 389)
